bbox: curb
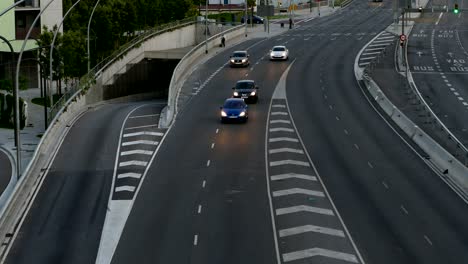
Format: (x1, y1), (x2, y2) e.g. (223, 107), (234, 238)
(0, 147), (16, 212)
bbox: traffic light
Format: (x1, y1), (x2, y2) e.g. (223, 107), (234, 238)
(454, 3), (459, 14)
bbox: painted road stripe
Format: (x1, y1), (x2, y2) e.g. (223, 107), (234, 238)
(115, 186), (136, 192)
(269, 127), (295, 132)
(282, 248), (358, 263)
(276, 205), (334, 216)
(123, 131), (164, 137)
(271, 173), (317, 181)
(270, 120), (291, 124)
(270, 160), (310, 167)
(121, 150), (154, 156)
(378, 36), (395, 40)
(273, 188), (325, 197)
(279, 225), (345, 238)
(373, 39), (393, 43)
(362, 51), (381, 55)
(129, 114), (160, 119)
(124, 124), (158, 130)
(271, 111), (288, 115)
(119, 161), (148, 167)
(272, 104), (286, 108)
(269, 148), (304, 154)
(463, 102), (468, 106)
(269, 137), (299, 143)
(360, 56), (376, 60)
(369, 43), (389, 47)
(117, 173), (142, 179)
(122, 140), (159, 146)
(359, 62), (370, 66)
(365, 47), (384, 51)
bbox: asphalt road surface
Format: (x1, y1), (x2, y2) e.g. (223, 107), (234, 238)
(5, 0), (468, 263)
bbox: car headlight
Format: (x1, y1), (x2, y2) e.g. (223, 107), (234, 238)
(282, 52), (287, 56)
(250, 91), (256, 96)
(221, 111), (227, 117)
(239, 111), (246, 117)
(233, 92), (239, 96)
(242, 59), (247, 62)
(230, 59), (235, 62)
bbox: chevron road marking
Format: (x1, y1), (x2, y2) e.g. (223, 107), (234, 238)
(269, 137), (299, 143)
(269, 128), (295, 132)
(270, 173), (317, 181)
(279, 225), (345, 238)
(282, 247), (358, 263)
(117, 173), (142, 179)
(276, 205), (334, 216)
(120, 150), (154, 156)
(270, 120), (291, 124)
(273, 188), (325, 197)
(115, 186), (136, 192)
(269, 148), (304, 154)
(270, 160), (310, 167)
(272, 104), (286, 108)
(122, 140), (159, 146)
(123, 131), (164, 137)
(271, 111), (288, 115)
(119, 161), (148, 167)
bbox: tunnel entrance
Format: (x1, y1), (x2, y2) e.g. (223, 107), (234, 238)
(103, 58), (180, 101)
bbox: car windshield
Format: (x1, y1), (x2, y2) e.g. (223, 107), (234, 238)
(224, 101), (245, 108)
(233, 52), (247, 57)
(236, 82), (255, 89)
(272, 47), (285, 51)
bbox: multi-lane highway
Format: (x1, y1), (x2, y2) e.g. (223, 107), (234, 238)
(408, 1), (468, 146)
(4, 0), (468, 263)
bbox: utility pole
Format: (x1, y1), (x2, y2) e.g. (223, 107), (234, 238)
(87, 0), (101, 72)
(205, 0), (209, 53)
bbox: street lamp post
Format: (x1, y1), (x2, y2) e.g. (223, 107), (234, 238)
(205, 0), (209, 54)
(15, 0), (59, 176)
(245, 0), (248, 37)
(0, 0), (25, 17)
(49, 0), (83, 108)
(87, 0), (101, 72)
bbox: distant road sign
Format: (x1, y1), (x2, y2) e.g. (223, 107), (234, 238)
(400, 34), (407, 41)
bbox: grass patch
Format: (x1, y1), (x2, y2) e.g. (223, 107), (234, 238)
(269, 15), (290, 20)
(31, 94), (62, 107)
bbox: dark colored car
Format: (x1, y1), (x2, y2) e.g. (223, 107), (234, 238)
(220, 98), (249, 123)
(229, 51), (250, 67)
(232, 80), (259, 103)
(241, 15), (264, 24)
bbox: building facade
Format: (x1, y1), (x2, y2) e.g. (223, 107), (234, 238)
(0, 0), (63, 89)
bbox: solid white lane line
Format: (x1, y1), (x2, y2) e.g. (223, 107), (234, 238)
(271, 173), (317, 181)
(202, 180), (206, 188)
(276, 205), (335, 216)
(211, 143), (215, 149)
(193, 235), (198, 246)
(272, 104), (286, 108)
(120, 150), (154, 156)
(124, 124), (158, 130)
(271, 111), (288, 115)
(129, 114), (160, 119)
(117, 173), (142, 179)
(270, 120), (291, 124)
(269, 148), (304, 154)
(367, 161), (374, 168)
(279, 225), (345, 238)
(119, 161), (148, 167)
(424, 235), (433, 246)
(401, 205), (409, 215)
(273, 188), (325, 197)
(123, 131), (164, 137)
(198, 205), (202, 214)
(269, 137), (299, 143)
(115, 186), (136, 192)
(270, 160), (310, 167)
(269, 127), (295, 132)
(206, 160), (211, 167)
(282, 248), (358, 263)
(122, 140), (158, 146)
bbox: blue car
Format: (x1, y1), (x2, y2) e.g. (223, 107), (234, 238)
(220, 98), (248, 123)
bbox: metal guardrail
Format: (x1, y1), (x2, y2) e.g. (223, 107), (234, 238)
(47, 17), (197, 124)
(363, 39), (468, 166)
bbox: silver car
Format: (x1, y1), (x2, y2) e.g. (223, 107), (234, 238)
(230, 51), (250, 67)
(270, 46), (289, 60)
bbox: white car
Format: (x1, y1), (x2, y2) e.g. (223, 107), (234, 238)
(270, 46), (289, 60)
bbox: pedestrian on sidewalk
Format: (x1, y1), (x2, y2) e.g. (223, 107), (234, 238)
(221, 35), (226, 47)
(289, 18), (293, 29)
